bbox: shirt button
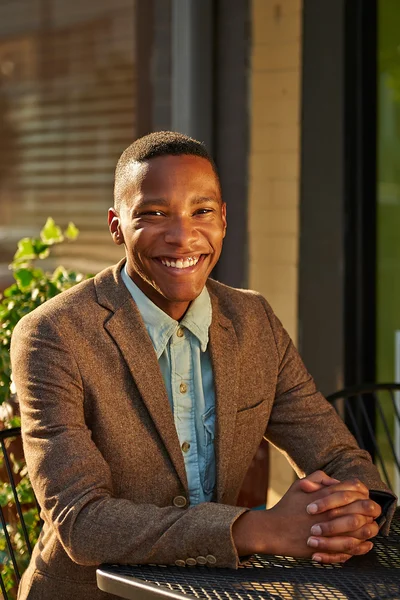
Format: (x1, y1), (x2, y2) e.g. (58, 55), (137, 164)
(206, 555), (217, 565)
(175, 559), (186, 567)
(173, 495), (187, 508)
(186, 558), (197, 566)
(181, 441), (191, 453)
(179, 382), (187, 394)
(196, 556), (207, 565)
(177, 327), (184, 338)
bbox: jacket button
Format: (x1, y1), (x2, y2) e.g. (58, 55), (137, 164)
(196, 556), (207, 565)
(173, 495), (187, 508)
(186, 558), (197, 566)
(206, 554), (217, 565)
(175, 560), (186, 567)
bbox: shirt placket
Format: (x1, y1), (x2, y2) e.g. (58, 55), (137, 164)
(170, 328), (201, 505)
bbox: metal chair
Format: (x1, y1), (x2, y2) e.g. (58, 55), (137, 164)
(0, 427), (41, 600)
(327, 383), (400, 496)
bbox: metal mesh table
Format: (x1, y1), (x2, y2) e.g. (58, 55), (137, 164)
(97, 510), (400, 600)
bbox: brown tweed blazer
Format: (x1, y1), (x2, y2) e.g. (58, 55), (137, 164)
(11, 260), (395, 600)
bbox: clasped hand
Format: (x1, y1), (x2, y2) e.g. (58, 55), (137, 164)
(272, 470), (382, 563)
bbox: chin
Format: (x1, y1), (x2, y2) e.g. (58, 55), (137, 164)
(161, 287), (204, 304)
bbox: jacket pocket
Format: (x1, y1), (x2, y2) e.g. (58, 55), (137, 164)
(235, 397), (270, 429)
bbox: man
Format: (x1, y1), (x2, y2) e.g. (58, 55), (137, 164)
(11, 131), (396, 600)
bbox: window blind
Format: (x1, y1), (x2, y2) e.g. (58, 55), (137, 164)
(0, 0), (138, 277)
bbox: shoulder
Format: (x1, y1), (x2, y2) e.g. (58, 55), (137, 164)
(206, 278), (271, 316)
(16, 276), (96, 329)
(12, 262), (121, 338)
(206, 278), (287, 348)
(206, 278), (279, 337)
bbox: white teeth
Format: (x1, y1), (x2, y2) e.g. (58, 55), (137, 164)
(160, 257), (200, 269)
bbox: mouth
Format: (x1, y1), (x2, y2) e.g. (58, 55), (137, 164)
(155, 254), (208, 274)
(156, 255), (205, 270)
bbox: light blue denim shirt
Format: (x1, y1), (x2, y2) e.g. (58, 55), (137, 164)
(121, 266), (216, 505)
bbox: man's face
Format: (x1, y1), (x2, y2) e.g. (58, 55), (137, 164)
(108, 154), (227, 320)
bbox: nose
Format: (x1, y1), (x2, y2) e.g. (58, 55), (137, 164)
(164, 216), (197, 248)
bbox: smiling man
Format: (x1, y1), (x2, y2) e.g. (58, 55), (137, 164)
(109, 150), (226, 320)
(11, 132), (396, 600)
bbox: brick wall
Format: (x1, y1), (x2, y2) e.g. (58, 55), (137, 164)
(249, 0), (303, 506)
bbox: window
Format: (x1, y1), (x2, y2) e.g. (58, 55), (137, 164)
(0, 0), (154, 283)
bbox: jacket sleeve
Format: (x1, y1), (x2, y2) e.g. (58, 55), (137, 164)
(11, 311), (247, 568)
(258, 295), (397, 533)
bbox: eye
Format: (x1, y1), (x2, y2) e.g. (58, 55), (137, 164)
(194, 208), (213, 216)
(137, 210), (165, 217)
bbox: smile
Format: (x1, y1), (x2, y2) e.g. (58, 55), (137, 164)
(159, 256), (201, 269)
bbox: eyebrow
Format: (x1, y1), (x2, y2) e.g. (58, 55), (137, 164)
(191, 196), (220, 206)
(133, 196), (219, 210)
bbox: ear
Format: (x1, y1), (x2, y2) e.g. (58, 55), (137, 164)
(221, 202), (227, 238)
(108, 208), (124, 246)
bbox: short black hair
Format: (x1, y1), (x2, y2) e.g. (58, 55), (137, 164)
(114, 131), (219, 209)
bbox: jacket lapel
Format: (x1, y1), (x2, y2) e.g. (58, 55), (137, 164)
(94, 262), (188, 492)
(208, 291), (239, 503)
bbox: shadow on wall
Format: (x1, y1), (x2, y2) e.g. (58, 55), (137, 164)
(0, 81), (19, 292)
(0, 81), (18, 194)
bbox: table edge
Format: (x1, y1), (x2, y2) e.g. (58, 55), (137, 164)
(97, 567), (196, 600)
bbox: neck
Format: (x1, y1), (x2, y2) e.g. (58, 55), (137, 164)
(126, 268), (192, 321)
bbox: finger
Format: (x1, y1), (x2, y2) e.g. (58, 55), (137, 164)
(310, 516), (379, 540)
(312, 553), (352, 564)
(325, 499), (382, 521)
(306, 491), (367, 515)
(299, 479), (339, 494)
(309, 540), (374, 562)
(302, 471), (340, 486)
(343, 522), (380, 541)
(307, 535), (373, 556)
(318, 478), (369, 497)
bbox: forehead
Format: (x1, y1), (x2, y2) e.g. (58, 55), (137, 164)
(127, 154), (220, 194)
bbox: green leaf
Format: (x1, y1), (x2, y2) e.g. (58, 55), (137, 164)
(3, 283), (19, 297)
(31, 267), (45, 279)
(32, 239), (50, 259)
(7, 415), (21, 428)
(64, 222), (79, 240)
(40, 217), (64, 245)
(51, 265), (67, 282)
(14, 269), (35, 290)
(12, 238), (36, 264)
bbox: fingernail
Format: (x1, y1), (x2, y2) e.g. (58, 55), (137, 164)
(312, 554), (322, 562)
(307, 503), (318, 514)
(307, 537), (319, 548)
(310, 525), (322, 536)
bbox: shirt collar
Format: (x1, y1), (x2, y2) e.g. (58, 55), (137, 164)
(121, 265), (211, 358)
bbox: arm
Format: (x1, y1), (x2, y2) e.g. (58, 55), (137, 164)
(11, 311), (246, 568)
(232, 296), (396, 563)
(258, 295), (397, 528)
